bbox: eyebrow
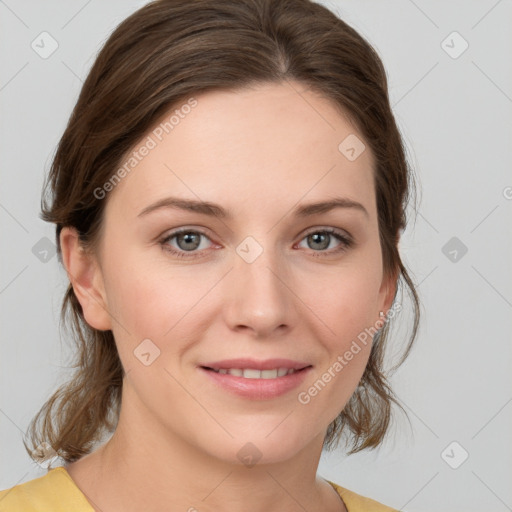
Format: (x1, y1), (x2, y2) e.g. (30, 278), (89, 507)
(137, 196), (369, 219)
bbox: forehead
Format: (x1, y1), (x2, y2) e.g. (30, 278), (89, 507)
(106, 81), (376, 220)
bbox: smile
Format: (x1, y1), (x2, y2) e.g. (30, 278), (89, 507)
(206, 367), (297, 378)
(199, 361), (312, 400)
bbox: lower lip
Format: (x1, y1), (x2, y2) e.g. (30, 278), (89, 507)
(200, 367), (312, 400)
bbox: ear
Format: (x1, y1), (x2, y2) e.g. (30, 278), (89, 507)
(377, 265), (399, 322)
(59, 227), (112, 331)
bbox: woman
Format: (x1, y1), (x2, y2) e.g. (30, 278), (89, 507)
(0, 0), (419, 510)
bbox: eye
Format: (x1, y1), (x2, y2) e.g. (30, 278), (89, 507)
(160, 229), (213, 259)
(296, 228), (353, 257)
(159, 227), (353, 260)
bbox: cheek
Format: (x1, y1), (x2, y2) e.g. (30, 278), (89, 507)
(309, 261), (383, 344)
(299, 256), (382, 403)
(101, 229), (383, 359)
(298, 269), (379, 424)
(101, 248), (220, 354)
(106, 271), (191, 335)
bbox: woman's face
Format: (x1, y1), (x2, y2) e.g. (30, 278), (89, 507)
(75, 81), (395, 465)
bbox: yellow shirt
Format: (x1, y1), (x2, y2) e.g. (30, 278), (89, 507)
(0, 466), (398, 511)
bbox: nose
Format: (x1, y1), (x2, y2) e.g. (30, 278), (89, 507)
(222, 242), (296, 339)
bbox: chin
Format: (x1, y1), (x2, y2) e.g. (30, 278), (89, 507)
(201, 424), (316, 467)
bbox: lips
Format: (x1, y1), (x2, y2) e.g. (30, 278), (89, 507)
(201, 358), (310, 371)
(199, 358), (313, 399)
(209, 367), (296, 378)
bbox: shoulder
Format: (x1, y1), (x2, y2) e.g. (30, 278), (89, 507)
(0, 467), (93, 512)
(327, 480), (399, 512)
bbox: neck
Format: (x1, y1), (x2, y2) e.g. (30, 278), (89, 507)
(65, 378), (345, 512)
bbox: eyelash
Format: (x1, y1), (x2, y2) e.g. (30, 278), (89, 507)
(159, 227), (353, 260)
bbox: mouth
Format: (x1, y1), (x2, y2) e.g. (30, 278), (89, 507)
(198, 359), (313, 399)
(201, 366), (310, 379)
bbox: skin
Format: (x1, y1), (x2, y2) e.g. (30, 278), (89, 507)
(60, 81), (397, 512)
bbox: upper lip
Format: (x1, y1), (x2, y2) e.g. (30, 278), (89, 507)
(200, 358), (312, 371)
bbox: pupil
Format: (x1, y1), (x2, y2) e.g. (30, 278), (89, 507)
(180, 233), (199, 250)
(310, 232), (328, 250)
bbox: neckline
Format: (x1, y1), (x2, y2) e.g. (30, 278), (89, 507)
(50, 466), (97, 511)
(52, 466), (350, 512)
(325, 479), (350, 511)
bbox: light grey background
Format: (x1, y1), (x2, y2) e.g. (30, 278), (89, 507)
(1, 1), (511, 511)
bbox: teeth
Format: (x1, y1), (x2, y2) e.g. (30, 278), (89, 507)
(211, 367), (297, 378)
(243, 368), (262, 379)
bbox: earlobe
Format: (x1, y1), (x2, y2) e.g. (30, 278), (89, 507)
(59, 227), (112, 331)
(378, 267), (399, 322)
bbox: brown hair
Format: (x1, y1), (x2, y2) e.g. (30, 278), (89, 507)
(24, 0), (420, 464)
